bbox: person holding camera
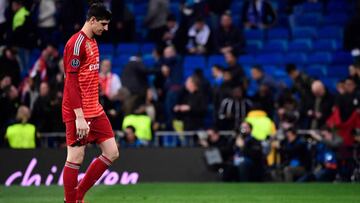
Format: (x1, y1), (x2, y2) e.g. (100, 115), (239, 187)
(299, 126), (343, 182)
(233, 121), (265, 182)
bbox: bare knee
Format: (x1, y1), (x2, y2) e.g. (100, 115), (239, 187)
(103, 148), (119, 162)
(66, 147), (85, 164)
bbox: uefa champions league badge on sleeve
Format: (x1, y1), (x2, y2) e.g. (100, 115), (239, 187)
(71, 58), (80, 68)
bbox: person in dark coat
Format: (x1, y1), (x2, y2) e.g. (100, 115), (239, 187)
(241, 0), (277, 29)
(233, 121), (265, 181)
(214, 13), (245, 55)
(0, 47), (21, 87)
(173, 75), (207, 130)
(304, 80), (334, 129)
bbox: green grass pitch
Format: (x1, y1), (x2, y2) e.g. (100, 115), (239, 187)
(1, 183), (360, 203)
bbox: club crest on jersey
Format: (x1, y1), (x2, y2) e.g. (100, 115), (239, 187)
(71, 59), (80, 68)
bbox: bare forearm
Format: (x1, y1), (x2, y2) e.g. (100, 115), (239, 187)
(74, 108), (85, 119)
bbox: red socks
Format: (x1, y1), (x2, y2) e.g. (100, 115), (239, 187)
(76, 155), (112, 201)
(63, 161), (81, 203)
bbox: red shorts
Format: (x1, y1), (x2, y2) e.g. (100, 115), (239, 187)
(65, 113), (114, 146)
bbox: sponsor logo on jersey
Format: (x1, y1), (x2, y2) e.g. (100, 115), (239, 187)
(71, 59), (80, 68)
(89, 63), (100, 71)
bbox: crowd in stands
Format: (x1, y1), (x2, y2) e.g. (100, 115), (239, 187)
(1, 0), (360, 182)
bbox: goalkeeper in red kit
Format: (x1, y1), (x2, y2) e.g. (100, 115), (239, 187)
(61, 3), (118, 203)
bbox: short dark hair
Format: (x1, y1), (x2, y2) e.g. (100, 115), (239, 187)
(285, 127), (297, 135)
(167, 14), (177, 22)
(195, 16), (205, 23)
(86, 3), (112, 21)
(125, 125), (136, 133)
(285, 63), (297, 74)
(252, 64), (263, 72)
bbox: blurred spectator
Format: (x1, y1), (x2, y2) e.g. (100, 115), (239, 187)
(224, 51), (246, 88)
(349, 62), (360, 88)
(327, 77), (360, 146)
(207, 0), (232, 17)
(31, 81), (52, 132)
(0, 0), (7, 45)
(344, 1), (360, 51)
(211, 64), (224, 87)
(352, 128), (360, 181)
(159, 46), (183, 127)
(59, 0), (85, 42)
(286, 63), (314, 125)
(193, 68), (211, 99)
(241, 0), (277, 29)
(122, 56), (159, 114)
(9, 0), (36, 70)
(20, 77), (38, 110)
(217, 86), (253, 130)
(213, 69), (236, 114)
(300, 127), (343, 182)
(186, 16), (211, 55)
(121, 125), (141, 148)
(174, 75), (207, 130)
(304, 80), (334, 129)
(144, 0), (169, 43)
(274, 128), (311, 182)
(160, 14), (187, 54)
(214, 13), (245, 55)
(35, 0), (58, 47)
(122, 114), (152, 145)
(245, 106), (276, 141)
(233, 121), (265, 181)
(199, 128), (229, 149)
(5, 105), (38, 149)
(107, 0), (135, 43)
(99, 59), (122, 100)
(0, 83), (20, 145)
(180, 0), (208, 28)
(29, 44), (60, 90)
(252, 84), (275, 118)
(251, 65), (278, 95)
(0, 47), (21, 87)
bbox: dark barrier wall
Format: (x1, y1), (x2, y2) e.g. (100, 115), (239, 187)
(0, 148), (218, 186)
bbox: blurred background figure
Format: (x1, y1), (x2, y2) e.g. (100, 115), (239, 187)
(241, 0), (277, 29)
(5, 105), (38, 149)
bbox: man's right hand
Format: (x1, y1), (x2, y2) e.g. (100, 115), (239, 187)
(75, 117), (90, 140)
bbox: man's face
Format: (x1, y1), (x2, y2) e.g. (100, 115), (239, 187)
(221, 15), (232, 28)
(91, 18), (110, 36)
(345, 79), (356, 94)
(194, 21), (204, 30)
(251, 68), (262, 80)
(100, 60), (111, 74)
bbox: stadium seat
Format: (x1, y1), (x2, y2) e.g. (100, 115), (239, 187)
(99, 44), (114, 55)
(140, 43), (155, 54)
(112, 54), (131, 70)
(292, 27), (316, 40)
(246, 40), (263, 53)
(208, 55), (227, 69)
(244, 29), (264, 41)
(267, 28), (290, 40)
(285, 52), (308, 65)
(307, 52), (332, 64)
(295, 13), (322, 27)
(256, 53), (284, 66)
(183, 55), (206, 70)
(300, 2), (323, 12)
(317, 26), (343, 39)
(306, 65), (327, 78)
(117, 43), (140, 55)
(262, 40), (287, 53)
(133, 3), (147, 15)
(288, 39), (312, 52)
(322, 14), (349, 26)
(327, 66), (348, 78)
(313, 39), (338, 52)
(238, 55), (256, 66)
(332, 51), (353, 65)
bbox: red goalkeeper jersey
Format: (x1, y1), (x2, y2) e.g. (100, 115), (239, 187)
(62, 31), (104, 122)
